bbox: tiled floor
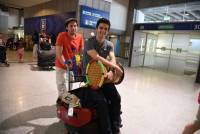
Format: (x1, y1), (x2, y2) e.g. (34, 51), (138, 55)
(0, 63), (200, 134)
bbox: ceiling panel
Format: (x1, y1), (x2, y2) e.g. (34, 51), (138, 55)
(141, 1), (200, 22)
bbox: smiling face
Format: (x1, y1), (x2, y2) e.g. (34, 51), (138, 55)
(96, 23), (109, 42)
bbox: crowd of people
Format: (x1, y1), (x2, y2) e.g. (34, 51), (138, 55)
(0, 30), (55, 64)
(0, 34), (26, 63)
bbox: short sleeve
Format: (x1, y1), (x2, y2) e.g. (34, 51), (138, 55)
(84, 38), (95, 52)
(79, 36), (84, 50)
(56, 33), (63, 46)
(107, 41), (114, 52)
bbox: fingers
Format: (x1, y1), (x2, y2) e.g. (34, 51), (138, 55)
(64, 64), (73, 70)
(106, 71), (114, 81)
(115, 66), (123, 76)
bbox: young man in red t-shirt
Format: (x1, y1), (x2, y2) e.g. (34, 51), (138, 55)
(55, 18), (84, 98)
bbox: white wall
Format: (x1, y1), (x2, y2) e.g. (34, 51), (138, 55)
(8, 8), (19, 29)
(0, 10), (8, 33)
(110, 0), (129, 31)
(0, 8), (20, 34)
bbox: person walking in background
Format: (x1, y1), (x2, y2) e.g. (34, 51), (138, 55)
(16, 37), (25, 63)
(39, 30), (52, 50)
(0, 34), (10, 66)
(40, 30), (51, 44)
(32, 31), (39, 59)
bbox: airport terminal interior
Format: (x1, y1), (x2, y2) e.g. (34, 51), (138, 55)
(1, 0), (200, 134)
(0, 57), (199, 134)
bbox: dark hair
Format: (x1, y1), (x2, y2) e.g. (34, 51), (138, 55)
(96, 18), (111, 30)
(65, 18), (78, 28)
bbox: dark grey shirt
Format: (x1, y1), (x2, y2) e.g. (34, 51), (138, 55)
(82, 36), (114, 75)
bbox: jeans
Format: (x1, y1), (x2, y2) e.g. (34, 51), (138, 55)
(82, 77), (122, 133)
(70, 87), (113, 134)
(101, 83), (122, 132)
(56, 67), (73, 97)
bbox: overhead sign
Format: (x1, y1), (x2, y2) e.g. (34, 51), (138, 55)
(135, 21), (200, 30)
(80, 5), (110, 29)
(194, 24), (200, 30)
(40, 18), (47, 31)
(158, 25), (174, 30)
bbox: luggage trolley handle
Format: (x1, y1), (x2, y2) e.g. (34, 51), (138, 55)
(65, 54), (84, 90)
(65, 60), (72, 91)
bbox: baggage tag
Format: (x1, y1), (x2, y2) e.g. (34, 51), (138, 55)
(68, 104), (74, 117)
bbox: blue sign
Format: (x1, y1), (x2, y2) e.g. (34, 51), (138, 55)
(80, 5), (110, 29)
(134, 21), (200, 30)
(24, 12), (76, 35)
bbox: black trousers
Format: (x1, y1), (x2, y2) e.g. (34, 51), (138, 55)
(100, 83), (122, 131)
(70, 87), (113, 134)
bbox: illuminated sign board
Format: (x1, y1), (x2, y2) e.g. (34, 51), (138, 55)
(40, 18), (46, 31)
(80, 5), (109, 29)
(194, 24), (200, 30)
(158, 25), (174, 30)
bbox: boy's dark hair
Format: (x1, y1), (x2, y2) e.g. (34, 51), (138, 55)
(96, 18), (110, 30)
(65, 18), (78, 28)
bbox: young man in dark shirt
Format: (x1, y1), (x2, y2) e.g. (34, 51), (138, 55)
(83, 18), (123, 134)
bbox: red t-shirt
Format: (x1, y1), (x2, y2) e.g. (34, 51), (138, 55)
(55, 32), (84, 69)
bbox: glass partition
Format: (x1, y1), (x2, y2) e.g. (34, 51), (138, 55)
(133, 31), (200, 75)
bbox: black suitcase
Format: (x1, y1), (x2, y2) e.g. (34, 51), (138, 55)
(57, 87), (99, 134)
(37, 42), (56, 68)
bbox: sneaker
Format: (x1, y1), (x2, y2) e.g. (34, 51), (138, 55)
(113, 128), (120, 134)
(5, 63), (10, 67)
(112, 122), (122, 134)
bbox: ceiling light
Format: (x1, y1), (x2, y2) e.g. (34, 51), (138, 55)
(185, 11), (189, 16)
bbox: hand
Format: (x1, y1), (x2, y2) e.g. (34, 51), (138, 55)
(63, 61), (73, 70)
(62, 64), (72, 70)
(106, 71), (114, 81)
(114, 64), (123, 77)
(77, 61), (82, 67)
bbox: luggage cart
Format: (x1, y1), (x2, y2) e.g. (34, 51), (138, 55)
(66, 55), (84, 90)
(56, 55), (99, 134)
